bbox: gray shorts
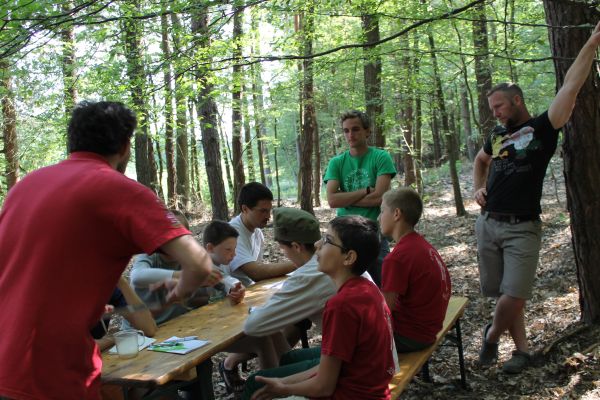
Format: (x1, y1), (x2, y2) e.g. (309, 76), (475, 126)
(475, 213), (542, 299)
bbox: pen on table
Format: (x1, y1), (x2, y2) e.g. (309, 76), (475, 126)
(158, 336), (198, 346)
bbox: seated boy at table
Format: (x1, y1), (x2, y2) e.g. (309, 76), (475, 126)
(248, 216), (396, 400)
(202, 220), (245, 304)
(379, 188), (451, 352)
(221, 208), (336, 396)
(129, 211), (244, 324)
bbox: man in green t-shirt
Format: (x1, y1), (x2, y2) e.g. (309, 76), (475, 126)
(323, 110), (396, 286)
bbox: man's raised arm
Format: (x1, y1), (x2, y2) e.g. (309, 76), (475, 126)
(548, 21), (600, 129)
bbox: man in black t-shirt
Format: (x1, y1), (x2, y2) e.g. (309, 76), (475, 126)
(473, 22), (600, 374)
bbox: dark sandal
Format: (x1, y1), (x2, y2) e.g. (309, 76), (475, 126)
(218, 360), (245, 394)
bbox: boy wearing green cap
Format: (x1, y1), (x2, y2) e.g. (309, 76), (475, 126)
(245, 215), (396, 400)
(222, 207), (337, 397)
(244, 207), (336, 337)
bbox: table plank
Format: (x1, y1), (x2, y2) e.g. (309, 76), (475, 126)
(101, 277), (285, 387)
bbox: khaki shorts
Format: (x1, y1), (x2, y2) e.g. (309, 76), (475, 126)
(475, 214), (542, 299)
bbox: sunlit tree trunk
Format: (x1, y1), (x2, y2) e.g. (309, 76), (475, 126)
(273, 118), (282, 207)
(399, 35), (415, 186)
(231, 1), (245, 214)
(160, 12), (176, 205)
(299, 5), (316, 213)
(191, 7), (228, 220)
(1, 60), (18, 190)
(122, 1), (159, 194)
(60, 1), (77, 136)
(543, 1), (600, 323)
(472, 2), (494, 142)
(428, 31), (466, 216)
(413, 34), (423, 195)
(188, 100), (202, 204)
(362, 13), (385, 147)
(242, 82), (256, 182)
(171, 13), (189, 210)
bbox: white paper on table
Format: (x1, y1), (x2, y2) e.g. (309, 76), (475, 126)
(147, 336), (210, 355)
(108, 336), (155, 354)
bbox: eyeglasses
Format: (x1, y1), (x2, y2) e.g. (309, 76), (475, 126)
(321, 234), (347, 252)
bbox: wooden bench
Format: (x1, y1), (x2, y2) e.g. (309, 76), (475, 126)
(389, 296), (469, 398)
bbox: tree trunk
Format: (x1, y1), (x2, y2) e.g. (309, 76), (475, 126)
(312, 110), (321, 208)
(273, 118), (282, 207)
(219, 119), (234, 196)
(231, 2), (245, 214)
(472, 2), (494, 142)
(399, 34), (415, 187)
(122, 1), (159, 194)
(242, 82), (256, 182)
(362, 13), (385, 148)
(543, 1), (600, 323)
(249, 11), (271, 187)
(188, 100), (202, 203)
(171, 13), (190, 210)
(414, 91), (423, 196)
(60, 1), (77, 134)
(250, 58), (272, 187)
(460, 82), (477, 161)
(1, 60), (18, 190)
(412, 33), (423, 195)
(428, 31), (467, 216)
(431, 108), (442, 167)
(299, 6), (316, 213)
(191, 8), (228, 220)
(160, 12), (176, 205)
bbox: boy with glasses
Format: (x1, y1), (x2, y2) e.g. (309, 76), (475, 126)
(248, 216), (396, 400)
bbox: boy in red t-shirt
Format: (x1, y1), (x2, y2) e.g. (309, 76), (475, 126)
(380, 188), (452, 352)
(252, 215), (396, 400)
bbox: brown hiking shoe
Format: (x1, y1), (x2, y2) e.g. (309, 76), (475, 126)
(502, 350), (531, 374)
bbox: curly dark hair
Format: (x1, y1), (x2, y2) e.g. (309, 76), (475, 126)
(67, 101), (137, 156)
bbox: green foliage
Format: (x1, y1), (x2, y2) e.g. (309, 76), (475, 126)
(0, 0), (573, 209)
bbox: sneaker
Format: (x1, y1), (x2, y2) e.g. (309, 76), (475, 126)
(478, 323), (498, 366)
(502, 350), (531, 374)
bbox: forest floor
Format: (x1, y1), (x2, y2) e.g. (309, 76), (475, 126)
(197, 155), (600, 400)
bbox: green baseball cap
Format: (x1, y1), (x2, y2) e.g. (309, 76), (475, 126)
(273, 207), (321, 244)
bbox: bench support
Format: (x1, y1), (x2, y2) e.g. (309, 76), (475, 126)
(121, 358), (215, 400)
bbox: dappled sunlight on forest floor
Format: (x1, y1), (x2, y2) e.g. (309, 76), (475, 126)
(204, 156), (600, 399)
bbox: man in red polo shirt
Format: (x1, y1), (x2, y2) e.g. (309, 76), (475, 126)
(0, 101), (219, 400)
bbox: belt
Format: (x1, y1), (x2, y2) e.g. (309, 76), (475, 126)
(482, 210), (539, 224)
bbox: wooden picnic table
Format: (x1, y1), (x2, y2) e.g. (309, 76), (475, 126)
(101, 277), (285, 393)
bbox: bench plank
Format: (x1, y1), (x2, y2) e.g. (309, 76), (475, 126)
(389, 296), (468, 398)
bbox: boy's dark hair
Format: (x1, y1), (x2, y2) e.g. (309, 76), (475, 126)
(238, 182), (273, 209)
(276, 240), (316, 254)
(487, 82), (524, 103)
(169, 209), (190, 230)
(382, 188), (423, 227)
(340, 110), (370, 129)
(67, 101), (137, 155)
(203, 220), (239, 246)
(329, 215), (380, 276)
